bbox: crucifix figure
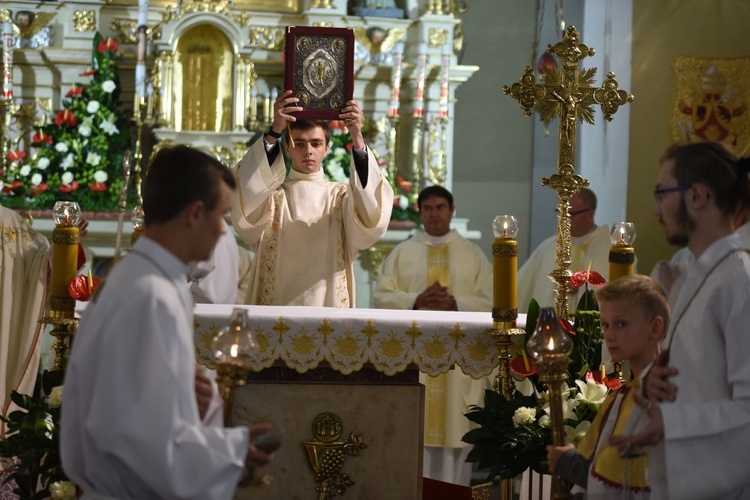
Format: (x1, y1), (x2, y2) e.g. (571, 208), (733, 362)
(503, 25), (634, 319)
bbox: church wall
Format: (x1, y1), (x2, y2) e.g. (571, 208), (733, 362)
(629, 0), (750, 274)
(452, 0), (537, 259)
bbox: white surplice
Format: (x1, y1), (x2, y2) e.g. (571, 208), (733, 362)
(61, 237), (249, 500)
(0, 206), (50, 423)
(188, 220), (241, 304)
(518, 225), (614, 311)
(231, 139), (393, 307)
(373, 229), (492, 486)
(649, 233), (750, 499)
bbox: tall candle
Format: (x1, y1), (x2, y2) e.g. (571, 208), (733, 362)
(135, 0), (149, 98)
(388, 43), (404, 117)
(49, 202), (81, 317)
(262, 93), (270, 124)
(2, 22), (12, 99)
(492, 215), (519, 323)
(438, 44), (450, 118)
(413, 43), (427, 118)
(608, 222), (636, 283)
(249, 87), (258, 123)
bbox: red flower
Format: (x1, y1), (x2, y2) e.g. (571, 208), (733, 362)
(559, 317), (576, 336)
(30, 183), (49, 195)
(329, 120), (346, 131)
(392, 197), (401, 207)
(2, 180), (23, 193)
(88, 182), (108, 192)
(585, 370), (622, 390)
(79, 68), (97, 77)
(396, 175), (412, 193)
(509, 355), (537, 377)
(345, 142), (354, 152)
(69, 274), (102, 301)
(32, 130), (53, 145)
(55, 110), (77, 127)
(58, 180), (80, 193)
(98, 39), (119, 53)
(66, 85), (84, 98)
(5, 150), (26, 162)
(569, 269), (606, 289)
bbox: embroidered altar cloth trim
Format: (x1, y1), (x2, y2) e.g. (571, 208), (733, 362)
(194, 304), (527, 378)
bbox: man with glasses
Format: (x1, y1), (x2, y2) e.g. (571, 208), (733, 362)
(231, 90), (393, 307)
(518, 187), (614, 311)
(612, 141), (750, 499)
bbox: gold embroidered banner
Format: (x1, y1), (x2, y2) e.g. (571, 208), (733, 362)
(193, 304), (511, 378)
(671, 56), (750, 156)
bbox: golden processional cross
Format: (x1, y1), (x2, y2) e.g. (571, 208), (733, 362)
(503, 25), (633, 320)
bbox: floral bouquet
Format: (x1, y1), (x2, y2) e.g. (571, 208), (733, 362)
(463, 268), (620, 481)
(0, 370), (76, 500)
(0, 33), (130, 212)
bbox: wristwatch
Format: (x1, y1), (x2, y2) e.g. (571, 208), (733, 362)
(264, 127), (282, 140)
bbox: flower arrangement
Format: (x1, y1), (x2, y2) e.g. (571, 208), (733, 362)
(320, 121), (420, 225)
(0, 370), (76, 500)
(0, 33), (130, 212)
(463, 269), (620, 481)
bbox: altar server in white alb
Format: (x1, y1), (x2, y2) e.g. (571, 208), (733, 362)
(61, 146), (274, 499)
(373, 185), (492, 486)
(612, 141), (750, 499)
(231, 90), (393, 307)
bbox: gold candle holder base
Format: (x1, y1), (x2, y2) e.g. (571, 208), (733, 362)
(215, 362), (250, 427)
(487, 320), (526, 400)
(41, 316), (79, 371)
(537, 355), (572, 500)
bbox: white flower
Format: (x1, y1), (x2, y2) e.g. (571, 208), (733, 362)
(325, 159), (348, 183)
(102, 80), (117, 93)
(37, 157), (50, 170)
(61, 153), (75, 171)
(55, 142), (69, 153)
(398, 195), (409, 209)
(78, 123), (92, 137)
(538, 415), (550, 427)
(87, 100), (101, 113)
(512, 406), (537, 427)
(86, 151), (102, 167)
(564, 421), (591, 445)
(49, 480), (76, 500)
(19, 165), (31, 177)
(31, 173), (43, 186)
(61, 171), (75, 185)
(46, 385), (63, 408)
(100, 117), (119, 136)
(93, 170), (108, 183)
(9, 161), (18, 171)
(574, 379), (608, 405)
(333, 147), (347, 158)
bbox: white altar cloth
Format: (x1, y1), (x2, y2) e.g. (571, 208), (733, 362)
(193, 305), (525, 379)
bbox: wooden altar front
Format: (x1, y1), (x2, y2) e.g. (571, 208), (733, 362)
(193, 304), (508, 500)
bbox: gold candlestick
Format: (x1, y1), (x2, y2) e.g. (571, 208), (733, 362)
(45, 201), (81, 369)
(213, 308), (259, 426)
(385, 114), (400, 183)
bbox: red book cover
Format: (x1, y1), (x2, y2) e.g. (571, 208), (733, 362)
(284, 26), (355, 120)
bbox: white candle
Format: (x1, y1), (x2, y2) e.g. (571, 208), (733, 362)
(249, 87), (258, 123)
(438, 44), (450, 118)
(135, 0), (149, 98)
(262, 93), (270, 123)
(2, 22), (12, 99)
(413, 43), (427, 118)
(388, 43), (404, 117)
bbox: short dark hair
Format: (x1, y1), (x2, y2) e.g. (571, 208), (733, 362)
(661, 141), (749, 217)
(142, 145), (236, 226)
(282, 119), (331, 144)
(596, 274), (671, 332)
(418, 185), (454, 210)
(577, 187), (597, 211)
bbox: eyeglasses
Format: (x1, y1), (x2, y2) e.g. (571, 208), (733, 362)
(555, 208), (593, 216)
(653, 185), (691, 202)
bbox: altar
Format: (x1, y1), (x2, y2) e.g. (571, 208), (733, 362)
(193, 304), (514, 499)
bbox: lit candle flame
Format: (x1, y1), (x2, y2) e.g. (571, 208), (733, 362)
(230, 343), (239, 359)
(546, 337), (556, 351)
(619, 226), (626, 244)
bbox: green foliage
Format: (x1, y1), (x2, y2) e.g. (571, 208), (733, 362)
(0, 370), (68, 500)
(1, 33), (131, 212)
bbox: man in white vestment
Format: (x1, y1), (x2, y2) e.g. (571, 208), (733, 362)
(231, 90), (393, 307)
(188, 220), (253, 304)
(61, 146), (273, 499)
(0, 206), (50, 422)
(517, 188), (614, 311)
(613, 141), (750, 499)
(373, 185), (492, 486)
